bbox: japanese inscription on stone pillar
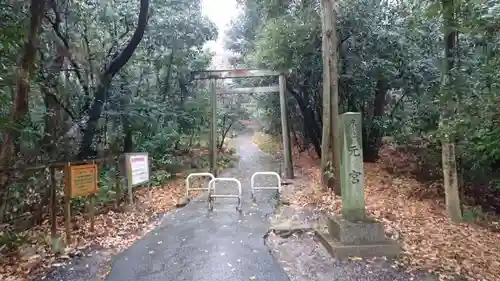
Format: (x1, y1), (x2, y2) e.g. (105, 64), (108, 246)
(340, 112), (366, 221)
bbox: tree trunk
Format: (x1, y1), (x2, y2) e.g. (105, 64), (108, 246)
(289, 86), (322, 156)
(320, 0), (332, 185)
(162, 50), (175, 102)
(320, 0), (341, 194)
(0, 0), (47, 205)
(42, 45), (65, 153)
(35, 46), (65, 229)
(79, 0), (149, 159)
(440, 0), (462, 223)
(364, 78), (388, 162)
(327, 0), (341, 195)
(123, 126), (133, 153)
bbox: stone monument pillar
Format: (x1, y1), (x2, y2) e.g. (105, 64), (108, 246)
(316, 112), (400, 258)
(339, 112), (366, 222)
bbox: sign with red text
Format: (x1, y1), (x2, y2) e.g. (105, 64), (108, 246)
(124, 153), (150, 187)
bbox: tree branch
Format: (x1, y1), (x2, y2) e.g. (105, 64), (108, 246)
(82, 22), (95, 90)
(46, 0), (90, 99)
(338, 34), (351, 49)
(78, 0), (150, 159)
(105, 23), (132, 61)
(105, 0), (149, 77)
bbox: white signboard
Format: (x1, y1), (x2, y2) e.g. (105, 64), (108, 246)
(125, 153), (150, 187)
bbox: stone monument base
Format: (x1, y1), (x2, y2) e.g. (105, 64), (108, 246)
(315, 216), (400, 258)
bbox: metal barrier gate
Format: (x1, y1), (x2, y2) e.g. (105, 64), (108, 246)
(250, 172), (281, 200)
(185, 172), (215, 198)
(208, 178), (242, 211)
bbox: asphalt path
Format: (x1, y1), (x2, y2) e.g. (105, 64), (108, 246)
(105, 135), (289, 281)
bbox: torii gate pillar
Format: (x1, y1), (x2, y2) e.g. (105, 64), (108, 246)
(279, 75), (293, 179)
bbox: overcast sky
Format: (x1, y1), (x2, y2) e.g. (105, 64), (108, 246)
(201, 0), (240, 69)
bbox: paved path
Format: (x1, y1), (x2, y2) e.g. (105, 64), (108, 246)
(38, 134), (441, 281)
(105, 135), (288, 281)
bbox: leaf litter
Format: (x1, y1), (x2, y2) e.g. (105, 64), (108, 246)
(0, 177), (198, 281)
(289, 147), (500, 281)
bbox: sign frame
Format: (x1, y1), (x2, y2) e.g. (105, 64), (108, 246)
(63, 161), (99, 244)
(67, 163), (99, 198)
(124, 152), (150, 187)
(122, 152), (151, 205)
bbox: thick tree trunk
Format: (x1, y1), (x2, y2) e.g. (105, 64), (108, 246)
(320, 0), (332, 185)
(325, 0), (341, 195)
(79, 0), (149, 159)
(440, 0), (462, 223)
(441, 141), (461, 221)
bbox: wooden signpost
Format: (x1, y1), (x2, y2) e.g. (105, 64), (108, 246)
(64, 161), (99, 244)
(123, 152), (150, 205)
(68, 163), (99, 197)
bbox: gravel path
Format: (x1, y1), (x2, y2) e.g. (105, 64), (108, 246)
(266, 182), (440, 281)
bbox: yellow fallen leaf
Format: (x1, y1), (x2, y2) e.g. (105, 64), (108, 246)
(249, 276), (256, 280)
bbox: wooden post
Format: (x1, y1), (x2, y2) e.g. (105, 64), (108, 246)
(210, 79), (217, 176)
(64, 162), (71, 245)
(123, 153), (134, 206)
(89, 195), (96, 232)
(279, 75), (294, 179)
(49, 166), (58, 250)
(114, 157), (121, 208)
(89, 161), (96, 232)
(49, 167), (56, 236)
(128, 185), (133, 206)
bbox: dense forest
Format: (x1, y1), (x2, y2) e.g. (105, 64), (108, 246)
(1, 0), (500, 280)
(0, 0), (253, 236)
(226, 0), (500, 214)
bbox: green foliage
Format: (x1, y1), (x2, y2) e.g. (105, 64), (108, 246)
(0, 0), (234, 228)
(462, 205), (487, 222)
(0, 230), (29, 252)
(227, 0), (500, 210)
(217, 92), (250, 147)
(151, 170), (173, 187)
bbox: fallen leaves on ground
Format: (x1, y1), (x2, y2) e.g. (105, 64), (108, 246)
(289, 147), (500, 281)
(252, 133), (283, 156)
(0, 177), (197, 281)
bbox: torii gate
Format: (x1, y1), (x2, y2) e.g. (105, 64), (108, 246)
(190, 69), (294, 179)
